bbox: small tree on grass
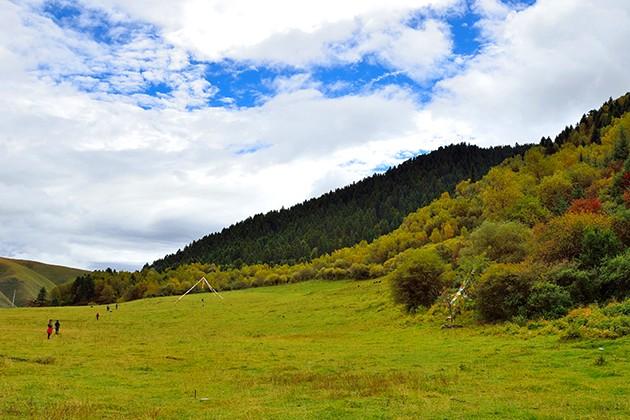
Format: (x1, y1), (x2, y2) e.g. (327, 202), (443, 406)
(390, 248), (448, 313)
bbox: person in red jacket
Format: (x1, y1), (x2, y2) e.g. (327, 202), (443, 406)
(46, 319), (53, 339)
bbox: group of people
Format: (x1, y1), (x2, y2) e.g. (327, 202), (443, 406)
(46, 319), (60, 339)
(46, 303), (120, 338)
(96, 302), (119, 320)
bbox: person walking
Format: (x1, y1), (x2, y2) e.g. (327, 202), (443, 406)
(54, 320), (60, 335)
(96, 312), (100, 321)
(46, 319), (53, 340)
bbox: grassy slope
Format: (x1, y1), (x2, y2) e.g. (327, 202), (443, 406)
(0, 258), (87, 307)
(0, 291), (11, 307)
(0, 280), (628, 419)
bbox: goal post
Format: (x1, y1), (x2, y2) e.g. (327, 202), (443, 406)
(176, 277), (224, 302)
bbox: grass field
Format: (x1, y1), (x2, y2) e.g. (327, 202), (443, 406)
(0, 279), (628, 419)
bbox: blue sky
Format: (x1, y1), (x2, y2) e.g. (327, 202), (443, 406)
(35, 0), (498, 108)
(2, 0), (629, 269)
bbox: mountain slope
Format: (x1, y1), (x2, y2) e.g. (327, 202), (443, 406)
(0, 257), (88, 307)
(152, 143), (529, 270)
(0, 291), (11, 307)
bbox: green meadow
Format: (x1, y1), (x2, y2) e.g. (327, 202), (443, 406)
(0, 280), (628, 419)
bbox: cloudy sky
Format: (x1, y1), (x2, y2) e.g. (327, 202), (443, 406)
(1, 0), (630, 270)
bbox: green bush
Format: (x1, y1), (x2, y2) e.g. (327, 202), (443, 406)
(561, 324), (583, 341)
(601, 299), (630, 317)
(390, 248), (448, 312)
(550, 266), (599, 305)
(317, 267), (347, 280)
(467, 221), (532, 263)
(475, 264), (534, 322)
(527, 282), (572, 319)
(348, 263), (370, 280)
(599, 250), (630, 301)
(579, 227), (621, 268)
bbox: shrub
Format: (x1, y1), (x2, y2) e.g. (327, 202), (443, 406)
(509, 196), (550, 226)
(579, 227), (621, 268)
(319, 267), (347, 280)
(561, 324), (583, 341)
(611, 209), (630, 247)
(368, 264), (385, 278)
(601, 299), (630, 317)
(467, 221), (532, 263)
(599, 250), (630, 301)
(475, 264), (534, 322)
(568, 198), (602, 214)
(390, 248), (448, 312)
(538, 174), (573, 214)
(527, 282), (572, 319)
(348, 263), (370, 280)
(550, 266), (599, 305)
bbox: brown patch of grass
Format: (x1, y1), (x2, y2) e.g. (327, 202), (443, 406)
(33, 356), (55, 365)
(266, 370), (459, 397)
(45, 400), (96, 420)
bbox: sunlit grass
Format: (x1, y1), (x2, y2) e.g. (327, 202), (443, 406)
(0, 280), (628, 418)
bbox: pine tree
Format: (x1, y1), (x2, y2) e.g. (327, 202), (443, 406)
(36, 287), (47, 306)
(590, 128), (601, 145)
(613, 128), (629, 161)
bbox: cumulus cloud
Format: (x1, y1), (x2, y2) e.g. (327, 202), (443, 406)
(431, 0), (630, 145)
(84, 0), (463, 81)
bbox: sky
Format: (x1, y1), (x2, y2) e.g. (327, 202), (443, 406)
(1, 0), (630, 270)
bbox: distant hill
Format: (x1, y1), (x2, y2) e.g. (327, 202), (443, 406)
(0, 257), (88, 307)
(152, 143), (530, 270)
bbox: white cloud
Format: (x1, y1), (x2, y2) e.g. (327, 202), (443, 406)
(2, 0), (215, 111)
(84, 0), (462, 80)
(431, 0), (630, 145)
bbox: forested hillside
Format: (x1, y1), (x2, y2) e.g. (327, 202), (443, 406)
(50, 93), (630, 329)
(152, 143), (528, 270)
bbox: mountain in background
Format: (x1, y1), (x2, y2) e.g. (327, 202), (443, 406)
(0, 257), (88, 307)
(152, 143), (530, 270)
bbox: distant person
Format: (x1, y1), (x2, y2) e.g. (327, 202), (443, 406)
(115, 303), (118, 310)
(47, 320), (53, 340)
(96, 312), (100, 321)
(54, 320), (60, 335)
(106, 305), (110, 312)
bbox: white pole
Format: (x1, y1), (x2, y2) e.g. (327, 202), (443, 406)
(202, 277), (224, 300)
(176, 278), (203, 302)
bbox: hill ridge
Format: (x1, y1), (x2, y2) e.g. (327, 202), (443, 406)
(0, 257), (88, 307)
